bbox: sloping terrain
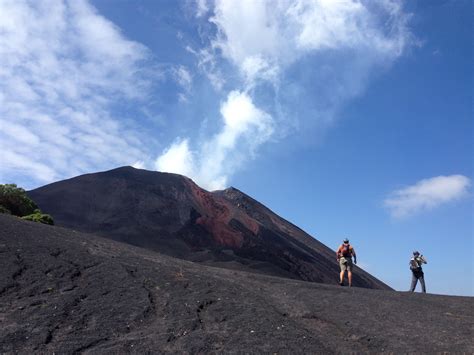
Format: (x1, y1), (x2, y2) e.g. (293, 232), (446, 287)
(28, 166), (388, 289)
(1, 214), (472, 353)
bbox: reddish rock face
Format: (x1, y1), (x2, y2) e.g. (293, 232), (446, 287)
(188, 181), (244, 248)
(186, 179), (260, 249)
(28, 166), (390, 289)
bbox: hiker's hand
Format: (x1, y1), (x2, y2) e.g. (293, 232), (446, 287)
(354, 259), (357, 264)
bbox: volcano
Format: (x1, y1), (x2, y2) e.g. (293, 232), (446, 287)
(28, 166), (388, 289)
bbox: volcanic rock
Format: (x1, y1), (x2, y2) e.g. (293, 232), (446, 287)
(28, 166), (387, 289)
(1, 214), (472, 353)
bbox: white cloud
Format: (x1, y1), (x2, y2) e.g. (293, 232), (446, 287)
(1, 150), (57, 183)
(198, 90), (274, 189)
(384, 175), (471, 218)
(208, 0), (280, 86)
(132, 160), (146, 169)
(0, 0), (152, 188)
(186, 45), (225, 91)
(173, 0), (414, 188)
(155, 91), (273, 190)
(195, 0), (209, 18)
(173, 65), (192, 92)
(172, 65), (192, 102)
(241, 55), (280, 88)
(155, 138), (196, 178)
(209, 0), (412, 87)
(288, 0), (407, 54)
(0, 0), (415, 194)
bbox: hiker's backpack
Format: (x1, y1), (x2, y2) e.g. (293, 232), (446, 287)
(341, 244), (352, 257)
(409, 258), (420, 271)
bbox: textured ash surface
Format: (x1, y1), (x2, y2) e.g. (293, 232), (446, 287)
(1, 214), (472, 354)
(28, 166), (388, 289)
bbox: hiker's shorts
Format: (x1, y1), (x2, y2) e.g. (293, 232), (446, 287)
(339, 257), (353, 272)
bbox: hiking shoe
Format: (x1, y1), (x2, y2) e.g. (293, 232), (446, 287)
(339, 282), (343, 286)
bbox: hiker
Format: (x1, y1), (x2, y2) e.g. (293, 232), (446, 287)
(336, 238), (357, 287)
(409, 251), (427, 293)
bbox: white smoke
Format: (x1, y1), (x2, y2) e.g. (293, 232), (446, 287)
(156, 0), (413, 189)
(156, 91), (273, 190)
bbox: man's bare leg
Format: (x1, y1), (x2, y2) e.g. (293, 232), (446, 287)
(348, 271), (352, 287)
(340, 270), (345, 285)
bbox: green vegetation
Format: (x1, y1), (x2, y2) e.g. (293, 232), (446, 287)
(21, 210), (54, 225)
(0, 205), (11, 214)
(0, 184), (38, 216)
(0, 184), (54, 225)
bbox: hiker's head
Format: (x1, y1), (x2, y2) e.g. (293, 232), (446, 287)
(413, 251), (420, 256)
(343, 238), (349, 244)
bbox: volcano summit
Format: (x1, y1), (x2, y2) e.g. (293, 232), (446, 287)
(28, 166), (388, 289)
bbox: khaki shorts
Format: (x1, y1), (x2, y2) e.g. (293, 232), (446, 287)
(339, 257), (353, 272)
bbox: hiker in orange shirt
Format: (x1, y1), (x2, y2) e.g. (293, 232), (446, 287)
(336, 238), (357, 287)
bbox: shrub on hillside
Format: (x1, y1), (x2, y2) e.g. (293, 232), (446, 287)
(0, 184), (54, 225)
(21, 211), (54, 225)
(0, 205), (11, 214)
(0, 184), (38, 217)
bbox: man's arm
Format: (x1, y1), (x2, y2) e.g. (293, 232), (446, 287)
(336, 246), (341, 261)
(352, 247), (357, 264)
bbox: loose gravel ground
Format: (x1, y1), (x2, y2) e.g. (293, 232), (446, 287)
(1, 214), (472, 353)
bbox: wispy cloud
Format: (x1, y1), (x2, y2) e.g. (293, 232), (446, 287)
(0, 0), (153, 188)
(186, 45), (225, 91)
(172, 65), (193, 102)
(195, 0), (210, 18)
(155, 138), (196, 179)
(156, 90), (273, 190)
(384, 175), (471, 218)
(1, 0), (416, 192)
(156, 0), (414, 189)
(208, 0), (412, 86)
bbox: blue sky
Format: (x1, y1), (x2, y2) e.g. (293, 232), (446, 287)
(0, 0), (472, 296)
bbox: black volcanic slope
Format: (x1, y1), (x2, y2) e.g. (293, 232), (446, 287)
(1, 215), (472, 353)
(28, 166), (388, 289)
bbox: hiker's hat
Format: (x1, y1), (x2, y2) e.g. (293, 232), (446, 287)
(343, 238), (349, 243)
(413, 250), (420, 256)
